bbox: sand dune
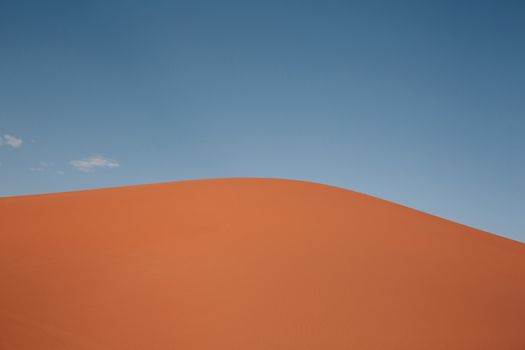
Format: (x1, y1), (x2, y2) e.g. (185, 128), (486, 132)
(1, 178), (524, 349)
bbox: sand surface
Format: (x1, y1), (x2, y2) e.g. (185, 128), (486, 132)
(1, 178), (524, 349)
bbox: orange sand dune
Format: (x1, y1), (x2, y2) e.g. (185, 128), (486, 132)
(1, 178), (524, 349)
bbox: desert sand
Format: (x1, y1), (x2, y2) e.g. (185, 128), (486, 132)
(1, 178), (524, 349)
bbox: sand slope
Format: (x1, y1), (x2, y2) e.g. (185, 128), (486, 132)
(1, 178), (524, 349)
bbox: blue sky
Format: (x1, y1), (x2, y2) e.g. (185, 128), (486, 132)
(1, 0), (524, 242)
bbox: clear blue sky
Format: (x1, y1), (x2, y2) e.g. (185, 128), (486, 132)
(1, 0), (524, 242)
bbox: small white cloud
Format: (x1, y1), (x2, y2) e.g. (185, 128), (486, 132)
(70, 156), (119, 172)
(0, 134), (23, 148)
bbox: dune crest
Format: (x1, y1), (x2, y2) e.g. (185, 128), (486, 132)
(1, 178), (524, 349)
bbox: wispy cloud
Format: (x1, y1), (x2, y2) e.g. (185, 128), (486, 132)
(70, 156), (119, 172)
(30, 161), (50, 172)
(0, 134), (23, 148)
